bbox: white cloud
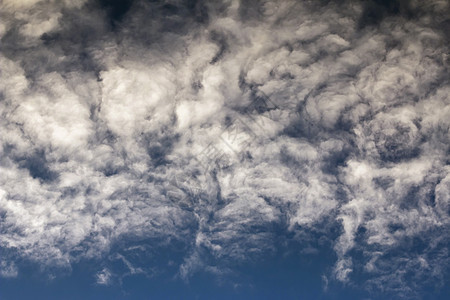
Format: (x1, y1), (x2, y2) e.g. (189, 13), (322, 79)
(0, 0), (448, 297)
(0, 261), (18, 278)
(96, 268), (112, 285)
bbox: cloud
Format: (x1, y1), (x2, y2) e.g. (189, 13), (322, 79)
(0, 0), (449, 298)
(96, 267), (112, 285)
(0, 260), (18, 278)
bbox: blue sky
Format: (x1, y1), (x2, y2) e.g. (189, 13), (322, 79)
(1, 251), (448, 300)
(0, 0), (449, 299)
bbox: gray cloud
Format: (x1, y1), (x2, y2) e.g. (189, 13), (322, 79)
(0, 0), (449, 297)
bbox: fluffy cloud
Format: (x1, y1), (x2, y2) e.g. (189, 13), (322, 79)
(0, 0), (448, 298)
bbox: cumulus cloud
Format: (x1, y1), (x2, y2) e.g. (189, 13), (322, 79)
(0, 0), (449, 298)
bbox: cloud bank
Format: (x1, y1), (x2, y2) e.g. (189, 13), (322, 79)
(1, 0), (449, 297)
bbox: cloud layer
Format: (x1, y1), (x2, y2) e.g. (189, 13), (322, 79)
(1, 0), (449, 297)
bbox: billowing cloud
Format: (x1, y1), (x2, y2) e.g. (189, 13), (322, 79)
(0, 0), (449, 298)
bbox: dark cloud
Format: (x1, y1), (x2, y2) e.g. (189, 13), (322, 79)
(97, 0), (134, 28)
(17, 149), (59, 182)
(359, 0), (413, 28)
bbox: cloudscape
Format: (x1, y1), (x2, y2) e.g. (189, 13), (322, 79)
(0, 0), (449, 299)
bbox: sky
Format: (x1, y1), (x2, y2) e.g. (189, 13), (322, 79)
(0, 0), (449, 299)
